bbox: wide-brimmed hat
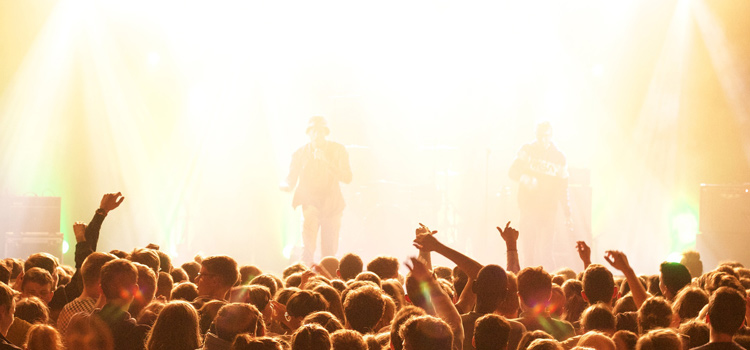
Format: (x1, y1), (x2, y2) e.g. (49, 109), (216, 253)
(306, 116), (330, 135)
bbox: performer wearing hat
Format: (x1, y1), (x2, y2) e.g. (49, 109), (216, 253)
(281, 116), (352, 263)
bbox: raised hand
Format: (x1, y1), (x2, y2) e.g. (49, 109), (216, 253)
(576, 241), (592, 268)
(73, 222), (87, 243)
(604, 250), (632, 272)
(496, 221), (519, 242)
(99, 192), (125, 213)
(413, 224), (441, 252)
(405, 257), (433, 282)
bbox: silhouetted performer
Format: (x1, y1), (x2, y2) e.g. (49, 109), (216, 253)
(281, 116), (352, 263)
(509, 121), (571, 268)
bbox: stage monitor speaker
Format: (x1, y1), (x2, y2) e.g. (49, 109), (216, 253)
(697, 184), (750, 267)
(4, 232), (63, 261)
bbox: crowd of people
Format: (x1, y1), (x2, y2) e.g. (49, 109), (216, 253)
(0, 192), (748, 350)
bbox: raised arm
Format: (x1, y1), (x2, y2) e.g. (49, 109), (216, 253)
(576, 241), (592, 270)
(605, 250), (648, 308)
(406, 257), (464, 350)
(413, 227), (482, 280)
(497, 222), (520, 273)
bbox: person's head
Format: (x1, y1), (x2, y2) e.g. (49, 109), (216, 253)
(231, 336), (284, 350)
(389, 306), (426, 350)
(677, 320), (709, 349)
(354, 272), (381, 288)
(313, 284), (346, 324)
(231, 285), (273, 319)
(367, 256), (400, 280)
(0, 283), (14, 337)
(577, 331), (615, 350)
(137, 300), (166, 327)
(671, 286), (708, 322)
(331, 329), (367, 350)
(339, 254), (364, 281)
(399, 315), (452, 350)
(517, 330), (554, 350)
(215, 303), (265, 341)
(155, 250), (172, 273)
(145, 300), (202, 350)
(637, 297), (673, 334)
(24, 324), (63, 350)
(472, 264), (508, 313)
(306, 116), (330, 145)
(292, 323), (331, 350)
(611, 330), (637, 350)
(239, 265), (263, 285)
(580, 303), (616, 335)
(498, 272), (520, 318)
(170, 267), (189, 284)
(473, 313), (511, 350)
(526, 339), (562, 350)
(198, 255), (239, 300)
(130, 248), (160, 276)
(303, 311), (344, 334)
(535, 121), (553, 149)
(659, 262), (691, 300)
(343, 285), (385, 334)
(287, 290), (329, 329)
(319, 257), (340, 278)
(14, 296), (48, 324)
(81, 252), (117, 298)
(171, 282), (199, 302)
(198, 300), (227, 335)
(181, 261), (201, 283)
(251, 274), (280, 298)
(19, 267), (55, 304)
(582, 264), (616, 305)
(680, 250), (703, 279)
(129, 262), (158, 317)
(24, 253), (59, 283)
(635, 328), (681, 350)
(517, 266), (552, 310)
(156, 271), (174, 301)
(64, 312), (114, 350)
(381, 279), (406, 311)
(706, 286), (747, 336)
(99, 258), (139, 305)
(452, 267), (468, 299)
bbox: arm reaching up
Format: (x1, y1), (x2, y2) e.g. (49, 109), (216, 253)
(605, 250), (648, 308)
(406, 257), (464, 350)
(413, 226), (482, 280)
(576, 241), (592, 270)
(497, 222), (520, 273)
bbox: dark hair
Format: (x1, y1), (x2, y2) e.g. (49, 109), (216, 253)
(399, 315), (452, 350)
(367, 256), (399, 280)
(251, 274), (279, 298)
(638, 297), (673, 334)
(473, 313), (511, 350)
(473, 264), (508, 303)
(181, 262), (201, 283)
(343, 285), (385, 334)
(239, 265), (262, 285)
(354, 272), (381, 288)
(24, 253), (58, 275)
(231, 336), (283, 350)
(21, 267), (54, 290)
(202, 256), (240, 288)
(452, 267), (468, 299)
(215, 303), (265, 341)
(707, 287), (747, 335)
(171, 282), (199, 302)
(313, 284), (346, 324)
(582, 264), (615, 305)
(635, 328), (681, 350)
(287, 290), (328, 318)
(677, 320), (709, 349)
(671, 286), (708, 321)
(516, 330), (554, 350)
(390, 306), (426, 350)
(330, 329), (367, 350)
(291, 324), (331, 350)
(612, 330), (637, 350)
(100, 259), (138, 301)
(283, 263), (308, 280)
(561, 279), (585, 324)
(170, 268), (189, 284)
(145, 300), (201, 350)
(659, 262), (691, 297)
(339, 254), (364, 281)
(580, 303), (615, 333)
(381, 279), (406, 311)
(130, 248), (160, 275)
(15, 297), (49, 324)
(517, 266), (552, 308)
(303, 311), (344, 334)
(230, 285), (272, 312)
